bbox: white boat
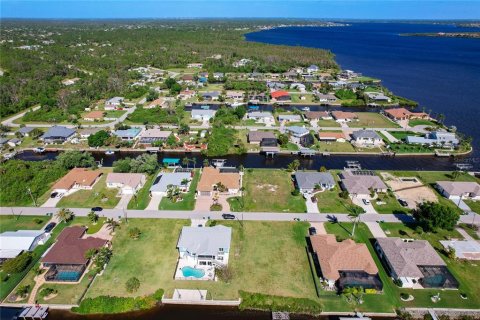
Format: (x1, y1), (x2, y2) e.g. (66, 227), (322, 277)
(301, 107), (310, 112)
(230, 102), (245, 107)
(33, 147), (45, 153)
(3, 151), (17, 160)
(105, 150), (115, 155)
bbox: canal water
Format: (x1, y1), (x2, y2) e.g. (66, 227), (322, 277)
(15, 149), (472, 171)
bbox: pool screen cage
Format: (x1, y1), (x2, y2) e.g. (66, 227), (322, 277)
(419, 265), (459, 289)
(45, 264), (85, 282)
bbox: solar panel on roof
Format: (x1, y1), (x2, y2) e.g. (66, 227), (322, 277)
(352, 170), (376, 176)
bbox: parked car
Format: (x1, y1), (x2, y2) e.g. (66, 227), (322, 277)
(50, 192), (58, 198)
(222, 213), (235, 220)
(293, 218), (301, 221)
(311, 196), (317, 203)
(362, 199), (370, 205)
(44, 222), (56, 232)
(398, 199), (408, 207)
(91, 207), (103, 212)
(309, 227), (317, 235)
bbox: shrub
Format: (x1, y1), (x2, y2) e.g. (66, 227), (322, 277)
(1, 273), (10, 282)
(400, 293), (410, 300)
(128, 227), (141, 239)
(365, 288), (377, 294)
(33, 218), (44, 224)
(291, 189), (300, 196)
(414, 202), (460, 232)
(39, 287), (57, 299)
(215, 265), (234, 283)
(3, 252), (32, 274)
(339, 190), (349, 199)
(125, 277), (140, 293)
(210, 203), (222, 211)
(16, 285), (30, 298)
(239, 291), (322, 315)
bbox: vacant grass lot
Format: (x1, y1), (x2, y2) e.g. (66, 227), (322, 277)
(57, 170), (120, 209)
(349, 112), (399, 128)
(87, 220), (317, 302)
(316, 119), (340, 127)
(314, 141), (355, 153)
(159, 170), (199, 210)
(229, 169), (306, 213)
(0, 215), (46, 232)
(372, 192), (411, 214)
(378, 222), (480, 309)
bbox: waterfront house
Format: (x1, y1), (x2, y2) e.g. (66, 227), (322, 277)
(440, 240), (480, 260)
(311, 234), (382, 290)
(42, 226), (108, 282)
(7, 138), (21, 147)
(0, 230), (50, 261)
(307, 64), (319, 73)
(384, 108), (428, 121)
(139, 129), (172, 144)
(365, 92), (391, 103)
(246, 111), (275, 125)
(247, 130), (277, 144)
(318, 132), (347, 142)
(78, 128), (101, 139)
(375, 237), (458, 289)
(113, 128), (141, 141)
(286, 126), (313, 147)
(278, 114), (302, 123)
(226, 90), (244, 100)
(248, 92), (268, 103)
(83, 110), (104, 122)
(149, 171), (192, 196)
(191, 109), (216, 122)
(331, 111), (357, 123)
(435, 181), (480, 200)
(339, 170), (387, 197)
(304, 111), (332, 121)
(197, 167), (241, 196)
(52, 168), (103, 194)
(41, 126), (76, 144)
(351, 130), (383, 147)
(106, 173), (146, 195)
(406, 131), (459, 147)
(17, 127), (35, 137)
(294, 172), (335, 193)
(201, 91), (220, 101)
(104, 97), (124, 110)
(271, 90), (291, 102)
(316, 93), (338, 103)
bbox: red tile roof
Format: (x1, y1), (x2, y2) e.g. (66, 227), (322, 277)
(271, 91), (290, 99)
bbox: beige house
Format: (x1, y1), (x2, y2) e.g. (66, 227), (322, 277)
(106, 173), (146, 195)
(52, 168), (103, 193)
(197, 167), (241, 196)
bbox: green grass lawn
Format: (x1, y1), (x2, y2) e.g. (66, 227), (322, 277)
(408, 119), (439, 127)
(87, 219), (318, 302)
(316, 119), (340, 127)
(0, 215), (47, 232)
(349, 112), (399, 128)
(389, 143), (433, 154)
(389, 131), (421, 141)
(127, 173), (157, 210)
(280, 142), (300, 151)
(228, 169), (306, 213)
(458, 223), (480, 240)
(159, 170), (199, 210)
(464, 200), (480, 214)
(378, 222), (480, 309)
(36, 270), (96, 305)
(103, 110), (126, 118)
(372, 192), (411, 214)
(57, 170), (120, 209)
(314, 141), (355, 153)
(315, 187), (362, 213)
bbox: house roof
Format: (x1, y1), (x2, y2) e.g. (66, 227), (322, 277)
(106, 173), (145, 189)
(332, 111), (357, 120)
(248, 111), (273, 119)
(318, 132), (346, 140)
(294, 172), (335, 190)
(140, 129), (172, 139)
(311, 234), (378, 281)
(286, 126), (309, 136)
(197, 167), (240, 192)
(83, 111), (104, 119)
(42, 126), (76, 139)
(278, 114), (302, 121)
(177, 225), (232, 256)
(0, 230), (47, 259)
(339, 170), (387, 195)
(304, 111), (330, 119)
(271, 91), (290, 99)
(376, 237), (445, 278)
(202, 91), (220, 97)
(114, 128), (141, 138)
(106, 97), (123, 104)
(351, 130), (381, 140)
(384, 108), (413, 119)
(53, 168), (102, 190)
(191, 109), (216, 117)
(150, 172), (192, 193)
(147, 98), (167, 107)
(41, 226), (107, 265)
(18, 127), (34, 134)
(248, 131), (276, 142)
(440, 240), (480, 260)
(436, 181), (480, 197)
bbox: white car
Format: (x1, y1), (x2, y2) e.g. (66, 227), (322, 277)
(362, 199), (371, 205)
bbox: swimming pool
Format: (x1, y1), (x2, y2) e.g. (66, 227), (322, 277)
(56, 271), (82, 281)
(181, 266), (205, 278)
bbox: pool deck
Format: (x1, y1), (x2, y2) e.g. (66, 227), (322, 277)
(174, 259), (215, 281)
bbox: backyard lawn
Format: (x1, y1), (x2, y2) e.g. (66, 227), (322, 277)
(87, 220), (317, 302)
(159, 170), (200, 210)
(228, 169), (306, 213)
(349, 112), (399, 128)
(280, 142), (300, 151)
(0, 215), (47, 232)
(408, 119), (439, 127)
(314, 141), (355, 153)
(57, 170), (120, 209)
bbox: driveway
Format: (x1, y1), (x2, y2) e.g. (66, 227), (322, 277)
(352, 197), (378, 214)
(194, 195), (231, 212)
(451, 197), (473, 213)
(115, 194), (133, 209)
(305, 195), (319, 213)
(310, 222), (326, 235)
(364, 221), (387, 238)
(41, 196), (62, 208)
(145, 194), (163, 210)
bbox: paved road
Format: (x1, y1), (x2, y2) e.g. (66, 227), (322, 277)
(1, 106), (41, 127)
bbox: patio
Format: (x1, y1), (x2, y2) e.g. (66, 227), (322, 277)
(174, 258), (215, 281)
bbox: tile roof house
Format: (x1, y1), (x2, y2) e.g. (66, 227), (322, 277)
(310, 234), (381, 290)
(197, 167), (241, 196)
(331, 111), (357, 123)
(52, 168), (103, 193)
(318, 132), (346, 142)
(435, 181), (480, 200)
(375, 237), (458, 289)
(178, 90), (196, 100)
(271, 90), (291, 101)
(106, 173), (146, 195)
(83, 110), (104, 121)
(149, 172), (192, 195)
(339, 170), (387, 197)
(248, 131), (277, 144)
(294, 172), (335, 192)
(177, 225), (232, 266)
(351, 130), (383, 147)
(0, 230), (50, 260)
(139, 129), (172, 144)
(384, 108), (428, 121)
(41, 126), (76, 144)
(440, 239), (480, 260)
(41, 226), (108, 282)
(304, 111), (331, 121)
(226, 90), (244, 100)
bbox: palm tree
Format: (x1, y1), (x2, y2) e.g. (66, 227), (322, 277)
(88, 211), (99, 224)
(347, 206), (365, 237)
(203, 159), (209, 167)
(451, 170), (462, 180)
(105, 218), (120, 234)
(182, 157), (190, 168)
(56, 208), (74, 223)
(191, 157), (197, 169)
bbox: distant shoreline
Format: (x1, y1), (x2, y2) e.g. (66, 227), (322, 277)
(401, 32), (480, 39)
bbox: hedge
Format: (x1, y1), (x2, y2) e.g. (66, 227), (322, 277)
(238, 291), (322, 315)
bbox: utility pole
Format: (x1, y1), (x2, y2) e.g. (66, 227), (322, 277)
(27, 187), (37, 207)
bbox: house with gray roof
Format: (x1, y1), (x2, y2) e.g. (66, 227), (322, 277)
(294, 172), (335, 193)
(191, 109), (216, 121)
(201, 91), (220, 101)
(246, 111), (274, 125)
(365, 92), (391, 102)
(278, 114), (302, 123)
(0, 230), (50, 260)
(375, 237), (458, 289)
(177, 225), (232, 266)
(139, 129), (172, 144)
(406, 131), (459, 147)
(307, 64), (319, 73)
(18, 127), (35, 137)
(339, 170), (387, 197)
(150, 172), (192, 195)
(286, 126), (313, 147)
(248, 131), (276, 144)
(105, 96), (124, 110)
(436, 181), (480, 200)
(351, 130), (383, 147)
(41, 126), (76, 144)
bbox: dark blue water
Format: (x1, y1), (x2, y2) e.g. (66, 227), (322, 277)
(246, 22), (480, 165)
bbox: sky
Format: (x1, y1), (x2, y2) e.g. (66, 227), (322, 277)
(1, 0), (479, 19)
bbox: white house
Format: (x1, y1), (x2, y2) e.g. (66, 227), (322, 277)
(307, 64), (319, 73)
(149, 172), (192, 196)
(246, 111), (275, 125)
(104, 97), (124, 110)
(436, 181), (480, 200)
(191, 109), (216, 122)
(0, 230), (50, 260)
(106, 173), (146, 195)
(351, 130), (383, 147)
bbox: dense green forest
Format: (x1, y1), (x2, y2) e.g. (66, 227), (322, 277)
(0, 20), (336, 118)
